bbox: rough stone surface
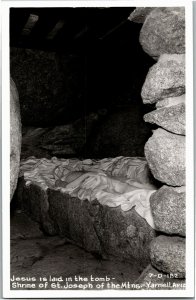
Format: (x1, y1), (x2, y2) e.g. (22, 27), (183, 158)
(150, 186), (185, 236)
(21, 108), (153, 160)
(21, 113), (100, 159)
(10, 48), (85, 127)
(10, 78), (22, 200)
(128, 8), (155, 23)
(156, 94), (185, 109)
(141, 54), (185, 104)
(11, 211), (44, 240)
(139, 7), (185, 59)
(150, 235), (185, 278)
(16, 177), (57, 236)
(16, 177), (156, 269)
(144, 103), (185, 135)
(10, 41), (155, 129)
(144, 128), (185, 186)
(135, 264), (186, 290)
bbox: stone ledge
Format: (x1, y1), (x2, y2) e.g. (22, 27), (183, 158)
(17, 177), (156, 270)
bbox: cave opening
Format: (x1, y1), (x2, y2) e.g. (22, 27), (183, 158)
(10, 7), (159, 290)
(10, 7), (156, 160)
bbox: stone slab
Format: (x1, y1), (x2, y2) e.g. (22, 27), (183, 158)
(17, 177), (156, 270)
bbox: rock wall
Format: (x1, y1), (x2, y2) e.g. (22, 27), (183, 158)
(10, 78), (22, 200)
(11, 44), (154, 159)
(10, 48), (85, 127)
(129, 7), (186, 283)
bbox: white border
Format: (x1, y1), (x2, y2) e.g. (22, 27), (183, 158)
(2, 0), (194, 298)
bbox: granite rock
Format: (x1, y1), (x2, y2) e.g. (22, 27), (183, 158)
(144, 103), (185, 135)
(128, 7), (155, 23)
(144, 128), (185, 186)
(141, 54), (185, 104)
(150, 235), (185, 278)
(21, 113), (99, 159)
(156, 94), (185, 109)
(150, 186), (185, 236)
(10, 78), (22, 200)
(139, 7), (185, 59)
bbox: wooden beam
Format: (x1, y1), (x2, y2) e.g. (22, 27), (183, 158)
(73, 26), (88, 40)
(21, 14), (39, 36)
(46, 20), (65, 40)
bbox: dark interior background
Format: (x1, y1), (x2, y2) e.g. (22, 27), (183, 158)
(10, 7), (156, 159)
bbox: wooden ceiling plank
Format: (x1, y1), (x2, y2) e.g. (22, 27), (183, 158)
(73, 26), (88, 40)
(46, 20), (65, 40)
(21, 14), (39, 36)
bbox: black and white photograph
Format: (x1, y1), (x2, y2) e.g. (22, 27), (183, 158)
(1, 0), (194, 298)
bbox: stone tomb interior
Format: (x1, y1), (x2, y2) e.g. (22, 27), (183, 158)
(10, 7), (185, 290)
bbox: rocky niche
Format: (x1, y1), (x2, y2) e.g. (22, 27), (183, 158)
(10, 6), (186, 291)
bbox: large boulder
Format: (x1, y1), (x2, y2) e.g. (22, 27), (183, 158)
(139, 7), (185, 59)
(144, 103), (185, 135)
(141, 54), (185, 104)
(150, 186), (185, 236)
(150, 235), (185, 278)
(10, 78), (22, 200)
(128, 7), (154, 23)
(144, 128), (185, 186)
